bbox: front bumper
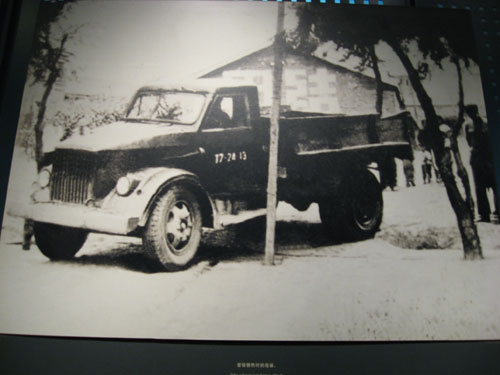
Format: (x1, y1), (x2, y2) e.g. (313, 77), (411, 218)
(8, 202), (140, 235)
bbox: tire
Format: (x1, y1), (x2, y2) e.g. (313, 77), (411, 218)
(319, 170), (383, 240)
(343, 170), (383, 240)
(143, 186), (202, 271)
(33, 222), (88, 260)
(319, 197), (344, 239)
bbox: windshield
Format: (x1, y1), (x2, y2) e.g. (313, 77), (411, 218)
(125, 91), (206, 124)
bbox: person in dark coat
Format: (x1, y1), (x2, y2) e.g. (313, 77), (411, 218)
(421, 149), (433, 184)
(379, 157), (397, 191)
(403, 158), (415, 187)
(464, 104), (499, 222)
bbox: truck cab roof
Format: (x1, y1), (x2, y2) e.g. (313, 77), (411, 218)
(136, 78), (255, 94)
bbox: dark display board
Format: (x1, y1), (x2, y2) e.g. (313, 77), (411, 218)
(1, 0), (499, 373)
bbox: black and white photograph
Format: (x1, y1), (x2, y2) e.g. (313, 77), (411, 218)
(0, 0), (499, 341)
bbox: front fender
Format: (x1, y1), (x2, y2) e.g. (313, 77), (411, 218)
(101, 167), (217, 230)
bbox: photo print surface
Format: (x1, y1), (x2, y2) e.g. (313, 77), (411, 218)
(0, 1), (499, 340)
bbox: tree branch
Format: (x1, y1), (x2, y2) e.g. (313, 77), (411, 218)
(368, 45), (383, 115)
(452, 57), (465, 139)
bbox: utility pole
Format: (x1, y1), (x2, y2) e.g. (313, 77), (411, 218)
(264, 3), (285, 266)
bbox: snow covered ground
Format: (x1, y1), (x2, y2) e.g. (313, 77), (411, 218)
(0, 147), (499, 341)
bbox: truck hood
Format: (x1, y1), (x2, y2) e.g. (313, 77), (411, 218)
(57, 121), (196, 152)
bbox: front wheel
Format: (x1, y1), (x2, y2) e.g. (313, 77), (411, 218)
(33, 222), (88, 260)
(143, 186), (202, 271)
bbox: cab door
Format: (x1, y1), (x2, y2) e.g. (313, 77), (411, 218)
(196, 92), (266, 197)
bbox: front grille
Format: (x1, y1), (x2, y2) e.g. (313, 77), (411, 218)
(51, 152), (95, 204)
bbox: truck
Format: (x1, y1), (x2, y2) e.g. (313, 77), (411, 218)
(11, 79), (413, 271)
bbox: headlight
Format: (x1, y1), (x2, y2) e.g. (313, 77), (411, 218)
(116, 176), (132, 196)
(38, 168), (51, 188)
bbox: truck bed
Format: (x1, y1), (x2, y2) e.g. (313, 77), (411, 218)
(260, 110), (413, 161)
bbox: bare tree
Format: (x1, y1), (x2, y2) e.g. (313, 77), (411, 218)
(28, 1), (77, 170)
(293, 5), (482, 259)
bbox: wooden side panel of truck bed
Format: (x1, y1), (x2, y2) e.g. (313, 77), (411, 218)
(262, 111), (413, 161)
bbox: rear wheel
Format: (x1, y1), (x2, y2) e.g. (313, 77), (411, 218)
(143, 186), (202, 271)
(343, 170), (383, 239)
(319, 170), (383, 240)
(33, 222), (88, 260)
(319, 197), (344, 239)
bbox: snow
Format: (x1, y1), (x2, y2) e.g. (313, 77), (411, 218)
(0, 147), (499, 341)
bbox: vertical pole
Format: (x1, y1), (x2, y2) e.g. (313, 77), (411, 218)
(264, 3), (285, 266)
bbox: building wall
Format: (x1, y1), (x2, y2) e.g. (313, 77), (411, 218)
(394, 75), (486, 124)
(335, 70), (399, 116)
(205, 49), (400, 116)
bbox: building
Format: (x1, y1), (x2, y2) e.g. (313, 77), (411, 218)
(393, 74), (487, 125)
(200, 45), (403, 116)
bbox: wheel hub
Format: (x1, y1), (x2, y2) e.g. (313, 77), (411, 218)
(354, 194), (379, 229)
(166, 201), (194, 251)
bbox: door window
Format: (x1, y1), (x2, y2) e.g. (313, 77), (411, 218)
(204, 94), (250, 129)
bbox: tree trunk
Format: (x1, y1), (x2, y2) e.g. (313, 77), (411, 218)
(450, 137), (475, 221)
(388, 40), (482, 260)
(369, 45), (383, 115)
(436, 147), (482, 259)
(387, 40), (439, 132)
(451, 58), (475, 216)
(453, 58), (465, 136)
(264, 3), (285, 266)
(33, 33), (68, 170)
(34, 70), (57, 171)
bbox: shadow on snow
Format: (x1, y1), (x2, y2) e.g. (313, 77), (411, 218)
(59, 217), (343, 273)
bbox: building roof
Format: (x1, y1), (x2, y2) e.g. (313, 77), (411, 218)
(200, 45), (399, 92)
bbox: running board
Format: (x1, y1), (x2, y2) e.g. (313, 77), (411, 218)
(217, 208), (267, 227)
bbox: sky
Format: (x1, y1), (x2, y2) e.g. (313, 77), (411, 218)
(58, 1), (284, 97)
(31, 0), (485, 111)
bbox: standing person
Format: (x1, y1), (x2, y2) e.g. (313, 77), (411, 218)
(22, 219), (33, 250)
(432, 153), (442, 183)
(464, 104), (499, 222)
(422, 149), (433, 184)
(379, 157), (397, 191)
(403, 158), (415, 187)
